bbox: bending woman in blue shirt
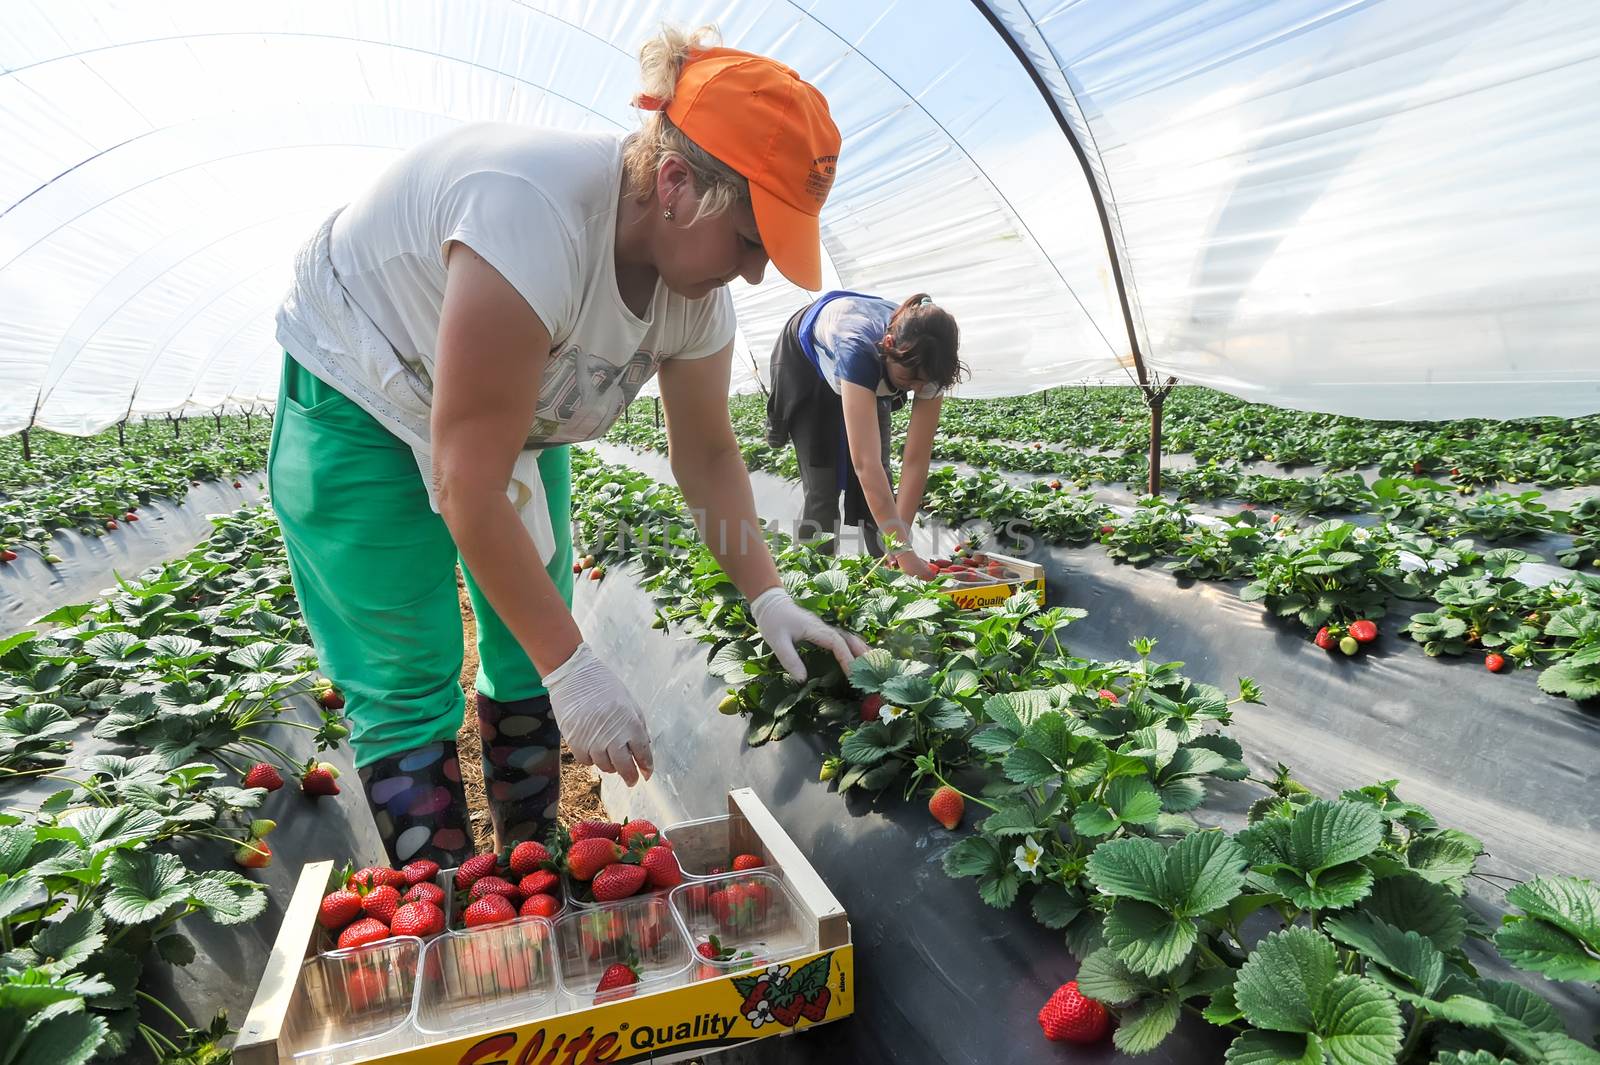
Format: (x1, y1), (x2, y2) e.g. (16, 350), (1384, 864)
(766, 292), (966, 578)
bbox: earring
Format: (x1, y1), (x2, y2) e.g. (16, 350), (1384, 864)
(662, 207), (674, 221)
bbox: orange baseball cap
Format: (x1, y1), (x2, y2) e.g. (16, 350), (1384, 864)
(642, 47), (839, 290)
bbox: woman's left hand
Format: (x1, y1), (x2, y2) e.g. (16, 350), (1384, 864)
(750, 587), (869, 682)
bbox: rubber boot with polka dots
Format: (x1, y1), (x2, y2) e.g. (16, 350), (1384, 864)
(357, 741), (475, 868)
(474, 693), (563, 850)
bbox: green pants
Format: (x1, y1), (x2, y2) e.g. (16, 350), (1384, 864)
(268, 353), (573, 768)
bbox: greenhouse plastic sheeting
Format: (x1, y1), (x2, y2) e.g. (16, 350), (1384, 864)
(573, 451), (1598, 1059)
(0, 477), (269, 637)
(4, 1), (1597, 437)
(6, 692), (386, 1043)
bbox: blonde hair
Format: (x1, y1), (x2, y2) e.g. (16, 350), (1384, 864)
(622, 24), (750, 223)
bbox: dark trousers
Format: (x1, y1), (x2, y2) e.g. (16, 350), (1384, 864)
(791, 401), (893, 557)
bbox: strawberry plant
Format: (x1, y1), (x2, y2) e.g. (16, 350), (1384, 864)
(1558, 499), (1600, 570)
(1404, 576), (1537, 658)
(1167, 513), (1268, 581)
(1241, 521), (1392, 632)
(1100, 499), (1193, 566)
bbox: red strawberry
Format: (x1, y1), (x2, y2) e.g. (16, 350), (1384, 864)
(124, 511), (138, 522)
(234, 839), (272, 868)
(337, 917), (391, 950)
(1485, 653), (1508, 673)
(319, 687), (345, 711)
(454, 854), (499, 890)
(801, 988), (831, 1021)
(860, 694), (883, 722)
(1038, 980), (1111, 1044)
(520, 893), (561, 918)
(589, 566), (605, 581)
(1049, 480), (1063, 490)
(372, 868), (407, 890)
(301, 762), (340, 797)
(594, 963), (638, 1001)
(509, 841), (551, 877)
(731, 854), (764, 872)
(573, 562), (583, 573)
(469, 876), (519, 902)
(640, 847), (682, 889)
(1097, 688), (1119, 704)
(347, 867), (384, 890)
(0, 550), (16, 563)
(1099, 524), (1116, 536)
(402, 882), (446, 907)
(1349, 619), (1379, 644)
(772, 996), (806, 1026)
(619, 819), (659, 848)
(461, 894), (516, 928)
(401, 859), (439, 886)
(243, 762), (283, 791)
(344, 967), (386, 1011)
(1314, 627), (1338, 650)
(390, 900), (444, 938)
(571, 820), (622, 843)
(519, 870), (559, 898)
(105, 520), (118, 531)
(567, 838), (623, 881)
(232, 480), (242, 488)
(928, 786), (964, 830)
(319, 888), (364, 929)
(361, 885), (401, 924)
(591, 863), (648, 902)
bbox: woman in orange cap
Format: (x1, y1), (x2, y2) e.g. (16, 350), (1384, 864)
(269, 26), (862, 868)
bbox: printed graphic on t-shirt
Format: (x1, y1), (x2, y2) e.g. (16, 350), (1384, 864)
(526, 343), (664, 445)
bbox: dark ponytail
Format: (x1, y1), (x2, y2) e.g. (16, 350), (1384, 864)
(880, 293), (966, 391)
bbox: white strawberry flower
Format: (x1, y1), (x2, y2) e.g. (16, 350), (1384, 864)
(879, 704), (907, 723)
(1351, 526), (1371, 543)
(1014, 835), (1044, 875)
(746, 998), (775, 1028)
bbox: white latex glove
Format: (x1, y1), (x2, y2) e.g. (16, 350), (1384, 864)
(750, 587), (870, 683)
(543, 642), (652, 786)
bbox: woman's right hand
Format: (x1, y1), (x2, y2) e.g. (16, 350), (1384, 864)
(895, 550), (937, 581)
(542, 642), (653, 786)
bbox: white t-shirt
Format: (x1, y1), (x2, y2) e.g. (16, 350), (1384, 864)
(296, 122), (735, 449)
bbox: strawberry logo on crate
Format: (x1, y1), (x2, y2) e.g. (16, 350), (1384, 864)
(729, 952), (834, 1030)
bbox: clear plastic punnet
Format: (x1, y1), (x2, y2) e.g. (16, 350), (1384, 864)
(658, 815), (771, 881)
(552, 895), (691, 1010)
(277, 936), (421, 1064)
(670, 871), (816, 983)
(413, 916), (558, 1036)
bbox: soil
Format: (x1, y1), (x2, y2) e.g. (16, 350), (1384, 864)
(454, 569), (606, 853)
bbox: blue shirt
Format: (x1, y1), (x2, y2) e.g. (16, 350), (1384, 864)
(806, 295), (942, 400)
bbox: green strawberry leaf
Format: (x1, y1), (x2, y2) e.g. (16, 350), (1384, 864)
(1166, 830), (1248, 917)
(1030, 883), (1084, 930)
(1113, 993), (1181, 1054)
(15, 1008), (107, 1065)
(1313, 975), (1403, 1065)
(1075, 947), (1151, 1005)
(103, 851), (189, 925)
(1324, 912), (1445, 997)
(1494, 917), (1600, 984)
(1086, 837), (1169, 906)
(1235, 927), (1336, 1033)
(1360, 874), (1467, 952)
(1224, 1029), (1322, 1065)
(1104, 900), (1197, 977)
(1204, 983), (1244, 1027)
(1504, 877), (1600, 946)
